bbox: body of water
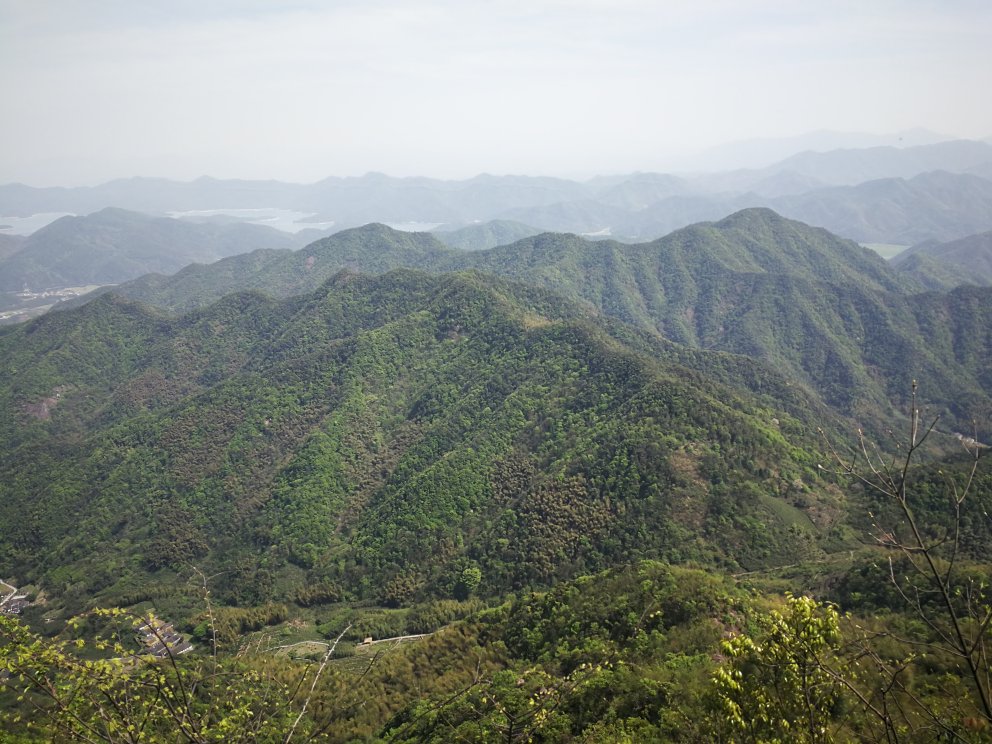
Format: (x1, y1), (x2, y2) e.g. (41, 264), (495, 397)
(385, 221), (444, 232)
(0, 212), (75, 235)
(169, 208), (336, 234)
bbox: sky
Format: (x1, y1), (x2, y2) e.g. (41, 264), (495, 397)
(1, 0), (991, 186)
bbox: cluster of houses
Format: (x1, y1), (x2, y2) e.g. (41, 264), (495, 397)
(137, 616), (193, 658)
(0, 582), (29, 616)
(1, 580), (193, 661)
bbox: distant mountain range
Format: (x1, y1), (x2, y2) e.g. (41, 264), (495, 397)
(755, 139), (992, 186)
(769, 171), (992, 244)
(4, 139), (992, 245)
(674, 128), (954, 171)
(68, 210), (992, 434)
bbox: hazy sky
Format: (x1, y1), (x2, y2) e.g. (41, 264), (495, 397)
(2, 0), (991, 185)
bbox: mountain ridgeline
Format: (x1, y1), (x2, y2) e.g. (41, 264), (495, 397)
(79, 209), (992, 433)
(0, 269), (842, 610)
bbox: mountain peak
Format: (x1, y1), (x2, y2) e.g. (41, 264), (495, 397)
(713, 206), (787, 227)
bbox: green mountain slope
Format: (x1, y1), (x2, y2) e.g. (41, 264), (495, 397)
(72, 209), (909, 309)
(892, 230), (992, 290)
(433, 219), (542, 250)
(55, 222), (452, 314)
(0, 269), (845, 613)
(454, 212), (992, 422)
(73, 209), (992, 432)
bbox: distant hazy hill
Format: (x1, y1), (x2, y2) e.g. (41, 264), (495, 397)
(0, 177), (307, 216)
(668, 138), (992, 199)
(892, 230), (992, 290)
(496, 199), (632, 235)
(676, 128), (952, 171)
(969, 161), (992, 181)
(300, 173), (589, 225)
(618, 193), (759, 238)
(588, 172), (693, 209)
(0, 207), (303, 291)
(770, 171), (992, 244)
(74, 210), (992, 431)
(0, 173), (589, 226)
(760, 139), (992, 186)
(5, 139), (991, 245)
(0, 233), (26, 260)
(432, 219), (542, 250)
(517, 171), (992, 244)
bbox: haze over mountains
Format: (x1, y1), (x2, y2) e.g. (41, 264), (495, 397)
(673, 127), (953, 171)
(2, 136), (991, 437)
(4, 139), (992, 248)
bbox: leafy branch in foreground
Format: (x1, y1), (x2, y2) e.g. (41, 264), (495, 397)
(831, 381), (992, 741)
(713, 594), (842, 743)
(714, 384), (991, 742)
(0, 606), (350, 742)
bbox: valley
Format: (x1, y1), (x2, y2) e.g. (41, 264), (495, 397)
(1, 147), (992, 742)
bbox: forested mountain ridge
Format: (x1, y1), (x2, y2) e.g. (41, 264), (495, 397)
(451, 211), (992, 426)
(70, 208), (913, 311)
(432, 219), (543, 250)
(892, 229), (992, 290)
(72, 209), (992, 433)
(65, 221), (455, 312)
(0, 268), (850, 615)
